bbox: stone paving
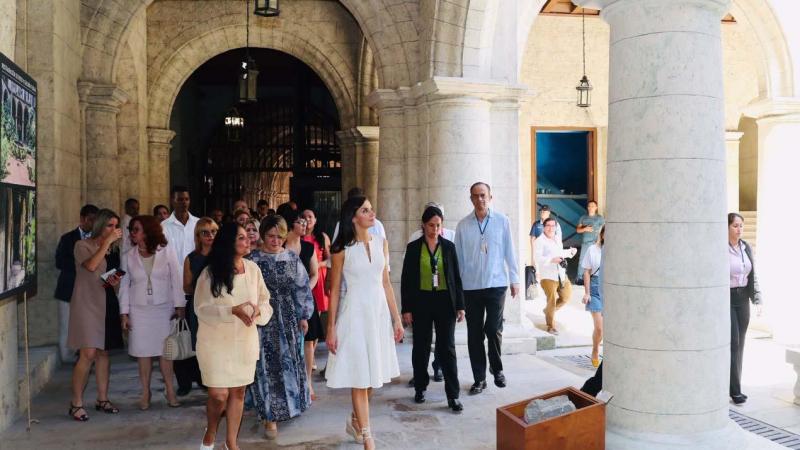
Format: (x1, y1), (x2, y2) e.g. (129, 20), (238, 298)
(2, 341), (585, 450)
(4, 295), (800, 449)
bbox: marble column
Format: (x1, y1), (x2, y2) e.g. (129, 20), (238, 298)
(744, 98), (800, 344)
(147, 128), (176, 207)
(80, 83), (129, 210)
(336, 126), (380, 203)
(725, 131), (743, 213)
(573, 0), (767, 447)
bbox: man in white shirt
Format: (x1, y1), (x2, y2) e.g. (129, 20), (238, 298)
(533, 217), (577, 335)
(161, 186), (200, 265)
(121, 198), (139, 255)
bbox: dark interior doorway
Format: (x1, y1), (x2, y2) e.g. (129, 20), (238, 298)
(170, 48), (341, 231)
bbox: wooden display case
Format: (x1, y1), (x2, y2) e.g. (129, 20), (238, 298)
(496, 386), (605, 450)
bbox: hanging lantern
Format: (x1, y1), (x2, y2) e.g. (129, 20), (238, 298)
(224, 107), (245, 142)
(576, 75), (592, 108)
(576, 7), (592, 108)
(238, 57), (259, 103)
(254, 0), (280, 17)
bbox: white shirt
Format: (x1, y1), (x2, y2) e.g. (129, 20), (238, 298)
(580, 244), (602, 276)
(533, 234), (570, 281)
(161, 212), (200, 264)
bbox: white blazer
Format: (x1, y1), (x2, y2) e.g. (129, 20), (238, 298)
(119, 246), (186, 314)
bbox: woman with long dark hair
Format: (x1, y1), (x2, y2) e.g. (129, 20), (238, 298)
(325, 196), (404, 450)
(195, 222), (272, 450)
(118, 215), (185, 409)
(728, 212), (761, 405)
(302, 208), (331, 380)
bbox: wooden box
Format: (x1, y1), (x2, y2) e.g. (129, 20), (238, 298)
(496, 386), (605, 450)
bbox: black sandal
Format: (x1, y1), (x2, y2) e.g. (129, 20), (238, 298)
(95, 399), (119, 414)
(69, 404), (89, 422)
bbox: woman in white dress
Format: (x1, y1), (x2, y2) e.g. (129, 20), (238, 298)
(325, 196), (404, 450)
(119, 215), (186, 410)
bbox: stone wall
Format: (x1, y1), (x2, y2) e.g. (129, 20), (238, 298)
(14, 0), (83, 348)
(518, 15), (764, 261)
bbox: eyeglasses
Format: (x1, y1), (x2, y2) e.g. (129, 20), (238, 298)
(295, 219), (307, 225)
(200, 229), (218, 237)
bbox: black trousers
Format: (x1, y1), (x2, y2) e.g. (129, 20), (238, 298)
(581, 361), (603, 397)
(412, 290), (459, 399)
(464, 287), (506, 382)
(730, 287), (750, 397)
(175, 297), (203, 389)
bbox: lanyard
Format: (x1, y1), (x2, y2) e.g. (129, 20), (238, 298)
(475, 211), (490, 236)
(426, 242), (440, 274)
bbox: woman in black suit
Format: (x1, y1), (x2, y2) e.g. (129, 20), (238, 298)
(401, 206), (465, 413)
(728, 212), (761, 405)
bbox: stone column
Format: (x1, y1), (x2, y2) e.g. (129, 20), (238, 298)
(368, 89), (409, 287)
(573, 0), (773, 447)
(336, 130), (358, 195)
(725, 131), (743, 213)
(336, 126), (380, 203)
(147, 128), (176, 207)
(80, 83), (129, 210)
(744, 99), (800, 344)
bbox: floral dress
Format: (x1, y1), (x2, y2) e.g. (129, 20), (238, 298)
(247, 249), (314, 422)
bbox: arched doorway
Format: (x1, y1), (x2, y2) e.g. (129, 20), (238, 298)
(169, 48), (342, 229)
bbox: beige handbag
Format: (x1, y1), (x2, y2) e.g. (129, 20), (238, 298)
(163, 318), (195, 361)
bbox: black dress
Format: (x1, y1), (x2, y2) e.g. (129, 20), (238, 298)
(103, 250), (124, 350)
(291, 240), (323, 341)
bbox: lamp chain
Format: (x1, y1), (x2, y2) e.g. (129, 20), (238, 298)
(581, 7), (586, 77)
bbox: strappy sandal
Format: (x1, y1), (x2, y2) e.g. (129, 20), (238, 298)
(361, 427), (375, 450)
(69, 404), (89, 422)
(95, 399), (120, 414)
(346, 412), (364, 444)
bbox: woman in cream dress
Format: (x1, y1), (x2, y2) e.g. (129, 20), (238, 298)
(195, 222), (272, 450)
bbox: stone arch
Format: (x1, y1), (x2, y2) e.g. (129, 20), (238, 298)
(82, 0), (416, 90)
(80, 0), (152, 82)
(148, 25), (358, 131)
(730, 0), (795, 98)
(339, 0), (419, 87)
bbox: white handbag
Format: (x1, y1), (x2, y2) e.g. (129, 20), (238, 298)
(163, 318), (195, 361)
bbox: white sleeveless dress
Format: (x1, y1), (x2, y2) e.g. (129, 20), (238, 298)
(325, 235), (400, 389)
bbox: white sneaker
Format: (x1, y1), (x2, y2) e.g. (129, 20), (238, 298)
(200, 428), (214, 450)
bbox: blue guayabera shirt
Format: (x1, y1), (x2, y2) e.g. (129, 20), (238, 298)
(455, 209), (520, 291)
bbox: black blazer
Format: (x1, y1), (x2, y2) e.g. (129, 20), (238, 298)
(741, 239), (761, 305)
(54, 228), (82, 302)
(400, 235), (465, 315)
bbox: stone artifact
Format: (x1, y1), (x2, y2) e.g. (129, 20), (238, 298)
(523, 395), (576, 424)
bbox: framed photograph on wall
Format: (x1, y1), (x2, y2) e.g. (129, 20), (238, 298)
(0, 51), (37, 299)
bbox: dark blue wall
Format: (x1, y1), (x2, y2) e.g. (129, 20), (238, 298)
(536, 131), (588, 196)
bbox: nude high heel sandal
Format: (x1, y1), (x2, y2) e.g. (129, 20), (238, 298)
(346, 412), (364, 443)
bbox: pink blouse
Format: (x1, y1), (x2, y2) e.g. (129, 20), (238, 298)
(729, 241), (752, 288)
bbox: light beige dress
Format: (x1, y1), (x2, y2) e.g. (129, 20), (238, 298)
(194, 259), (272, 388)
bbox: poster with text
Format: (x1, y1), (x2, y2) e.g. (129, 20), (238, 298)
(0, 52), (37, 298)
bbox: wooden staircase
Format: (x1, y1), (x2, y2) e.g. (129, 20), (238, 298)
(740, 210), (757, 252)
